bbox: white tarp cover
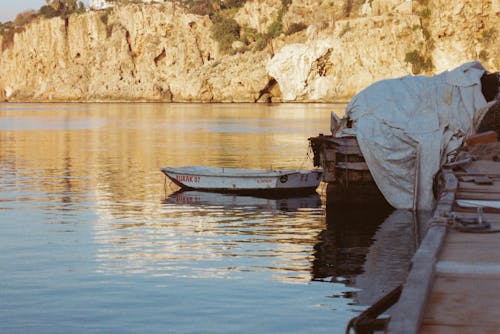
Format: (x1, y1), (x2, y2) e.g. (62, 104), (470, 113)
(337, 61), (489, 210)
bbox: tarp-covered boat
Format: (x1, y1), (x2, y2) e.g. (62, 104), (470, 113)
(311, 61), (499, 210)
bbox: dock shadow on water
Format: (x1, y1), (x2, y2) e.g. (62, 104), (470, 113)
(315, 203), (431, 310)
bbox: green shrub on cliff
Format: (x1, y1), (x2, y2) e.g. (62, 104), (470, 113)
(100, 8), (113, 25)
(40, 0), (86, 19)
(246, 7), (289, 52)
(14, 10), (37, 26)
(210, 12), (240, 52)
(184, 2), (213, 16)
(266, 7), (287, 38)
(419, 7), (431, 19)
(280, 0), (292, 7)
(405, 50), (433, 74)
(253, 33), (270, 51)
(183, 0), (244, 15)
(39, 5), (59, 18)
(480, 27), (497, 46)
(222, 0), (245, 8)
(479, 50), (489, 62)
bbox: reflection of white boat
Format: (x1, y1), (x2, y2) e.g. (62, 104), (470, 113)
(165, 190), (322, 212)
(161, 166), (322, 194)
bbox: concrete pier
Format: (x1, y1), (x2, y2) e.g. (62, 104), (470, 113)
(387, 159), (500, 333)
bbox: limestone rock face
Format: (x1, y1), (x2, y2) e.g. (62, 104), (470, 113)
(359, 0), (413, 16)
(429, 0), (500, 72)
(283, 0), (345, 31)
(0, 0), (498, 102)
(269, 15), (424, 101)
(266, 0), (498, 101)
(1, 4), (223, 101)
(0, 3), (271, 102)
(494, 0), (500, 13)
(267, 39), (334, 101)
(234, 0), (281, 34)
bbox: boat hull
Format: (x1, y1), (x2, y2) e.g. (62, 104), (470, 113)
(161, 166), (322, 194)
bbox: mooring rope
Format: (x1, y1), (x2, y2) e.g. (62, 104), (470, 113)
(345, 285), (402, 334)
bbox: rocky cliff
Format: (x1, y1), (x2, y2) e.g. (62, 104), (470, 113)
(0, 0), (498, 102)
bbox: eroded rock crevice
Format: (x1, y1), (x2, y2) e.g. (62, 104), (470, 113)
(312, 49), (333, 77)
(154, 48), (166, 66)
(256, 78), (282, 102)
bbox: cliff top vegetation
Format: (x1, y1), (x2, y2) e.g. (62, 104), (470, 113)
(179, 0), (304, 54)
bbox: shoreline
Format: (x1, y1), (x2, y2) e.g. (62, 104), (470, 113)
(0, 100), (351, 104)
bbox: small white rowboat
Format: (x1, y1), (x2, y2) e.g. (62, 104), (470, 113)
(161, 166), (322, 194)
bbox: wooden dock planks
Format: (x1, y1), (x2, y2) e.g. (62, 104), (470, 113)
(420, 205), (500, 334)
(387, 160), (500, 334)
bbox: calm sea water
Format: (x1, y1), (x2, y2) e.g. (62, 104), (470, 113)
(0, 103), (422, 334)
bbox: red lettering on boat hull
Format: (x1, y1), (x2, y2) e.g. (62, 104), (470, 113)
(176, 175), (200, 183)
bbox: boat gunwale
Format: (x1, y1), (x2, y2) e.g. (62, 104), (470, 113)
(160, 166), (322, 178)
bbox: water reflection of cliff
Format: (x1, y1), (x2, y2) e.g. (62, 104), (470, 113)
(1, 103), (342, 283)
(0, 102), (336, 212)
(2, 103), (429, 292)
